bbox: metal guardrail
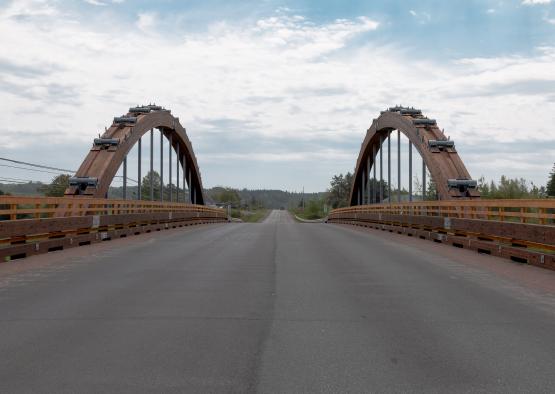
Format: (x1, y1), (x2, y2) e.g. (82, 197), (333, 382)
(328, 199), (555, 271)
(0, 196), (227, 262)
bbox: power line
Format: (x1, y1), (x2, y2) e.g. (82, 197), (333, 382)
(0, 157), (75, 173)
(0, 163), (68, 176)
(0, 175), (40, 182)
(0, 157), (138, 183)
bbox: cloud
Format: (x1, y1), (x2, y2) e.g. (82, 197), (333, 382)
(2, 0), (59, 19)
(136, 12), (156, 31)
(409, 10), (431, 24)
(0, 57), (60, 78)
(0, 3), (553, 190)
(522, 0), (552, 5)
(83, 0), (124, 5)
(83, 0), (107, 6)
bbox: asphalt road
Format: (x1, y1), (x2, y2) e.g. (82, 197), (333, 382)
(1, 210), (554, 393)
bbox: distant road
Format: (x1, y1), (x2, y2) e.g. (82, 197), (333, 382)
(261, 209), (295, 223)
(0, 216), (554, 393)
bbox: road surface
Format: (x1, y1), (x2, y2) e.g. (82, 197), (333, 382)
(1, 210), (554, 393)
(262, 209), (295, 223)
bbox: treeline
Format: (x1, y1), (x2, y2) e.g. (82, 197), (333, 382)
(297, 162), (555, 218)
(2, 163), (554, 207)
(477, 176), (547, 199)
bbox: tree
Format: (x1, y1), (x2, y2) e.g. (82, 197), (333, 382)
(39, 174), (70, 197)
(304, 198), (326, 219)
(477, 174), (548, 199)
(140, 171), (162, 200)
(426, 176), (437, 200)
(211, 187), (241, 206)
(547, 163), (555, 197)
(327, 172), (353, 208)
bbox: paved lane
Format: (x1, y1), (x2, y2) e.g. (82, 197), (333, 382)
(261, 209), (295, 223)
(0, 215), (554, 393)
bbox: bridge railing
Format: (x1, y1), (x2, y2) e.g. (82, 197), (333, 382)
(330, 200), (555, 224)
(0, 196), (222, 219)
(0, 196), (227, 262)
(328, 199), (555, 270)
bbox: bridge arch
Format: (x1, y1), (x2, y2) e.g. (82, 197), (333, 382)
(349, 107), (479, 206)
(66, 105), (205, 205)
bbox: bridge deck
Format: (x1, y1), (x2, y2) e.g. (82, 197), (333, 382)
(0, 210), (554, 393)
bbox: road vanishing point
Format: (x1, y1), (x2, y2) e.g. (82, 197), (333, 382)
(1, 210), (554, 393)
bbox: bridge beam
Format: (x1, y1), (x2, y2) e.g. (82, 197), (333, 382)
(150, 129), (154, 201)
(176, 143), (180, 203)
(388, 132), (391, 203)
(379, 134), (383, 203)
(409, 141), (413, 202)
(160, 130), (164, 202)
(372, 144), (376, 204)
(123, 155), (127, 200)
(169, 133), (172, 203)
(397, 130), (401, 203)
(422, 160), (426, 201)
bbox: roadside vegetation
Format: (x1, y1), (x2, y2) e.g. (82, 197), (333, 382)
(291, 198), (328, 220)
(208, 186), (269, 222)
(1, 162), (554, 205)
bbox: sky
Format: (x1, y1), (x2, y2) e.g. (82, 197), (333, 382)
(0, 0), (554, 192)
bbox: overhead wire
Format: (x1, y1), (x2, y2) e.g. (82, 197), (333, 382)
(0, 157), (138, 183)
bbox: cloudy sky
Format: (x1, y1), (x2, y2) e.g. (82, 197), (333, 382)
(0, 0), (554, 192)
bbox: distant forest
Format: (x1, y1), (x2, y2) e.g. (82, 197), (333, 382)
(1, 162), (553, 209)
(0, 181), (324, 209)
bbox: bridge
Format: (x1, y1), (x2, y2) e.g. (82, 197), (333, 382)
(0, 105), (554, 392)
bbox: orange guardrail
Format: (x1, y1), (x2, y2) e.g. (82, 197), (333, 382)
(0, 196), (228, 262)
(0, 196), (223, 219)
(327, 199), (555, 270)
(329, 199), (555, 225)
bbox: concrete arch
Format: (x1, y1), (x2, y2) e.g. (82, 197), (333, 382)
(66, 106), (205, 205)
(349, 107), (479, 206)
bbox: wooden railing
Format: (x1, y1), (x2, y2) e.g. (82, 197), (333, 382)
(0, 196), (222, 220)
(328, 199), (555, 270)
(0, 196), (228, 262)
(329, 200), (555, 225)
